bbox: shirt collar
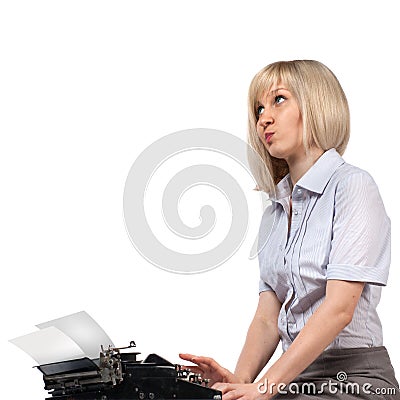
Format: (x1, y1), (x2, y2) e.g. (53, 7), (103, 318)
(272, 148), (345, 200)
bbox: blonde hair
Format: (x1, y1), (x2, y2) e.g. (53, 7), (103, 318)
(247, 60), (350, 194)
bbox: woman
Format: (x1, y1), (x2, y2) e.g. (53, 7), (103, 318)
(180, 60), (399, 399)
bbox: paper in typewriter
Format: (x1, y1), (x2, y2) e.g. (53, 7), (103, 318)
(9, 326), (87, 365)
(36, 310), (114, 359)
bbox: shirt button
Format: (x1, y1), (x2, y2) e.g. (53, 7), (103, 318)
(293, 209), (299, 215)
(297, 189), (302, 194)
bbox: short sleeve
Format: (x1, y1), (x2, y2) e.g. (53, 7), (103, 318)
(259, 278), (273, 293)
(327, 171), (390, 286)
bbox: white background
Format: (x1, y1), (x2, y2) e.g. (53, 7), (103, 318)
(1, 1), (399, 398)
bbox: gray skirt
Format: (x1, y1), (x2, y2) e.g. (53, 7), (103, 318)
(273, 347), (399, 399)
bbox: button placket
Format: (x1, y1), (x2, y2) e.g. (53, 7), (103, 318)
(284, 187), (305, 276)
(291, 187), (304, 227)
(288, 199), (301, 236)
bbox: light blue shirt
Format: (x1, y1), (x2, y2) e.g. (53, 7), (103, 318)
(258, 148), (391, 351)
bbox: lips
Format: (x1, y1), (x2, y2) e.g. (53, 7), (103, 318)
(265, 132), (274, 143)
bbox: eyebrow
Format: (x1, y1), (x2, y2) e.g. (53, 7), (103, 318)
(268, 87), (289, 95)
(256, 87), (290, 106)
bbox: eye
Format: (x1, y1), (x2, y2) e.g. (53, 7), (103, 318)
(274, 95), (286, 105)
(256, 105), (264, 117)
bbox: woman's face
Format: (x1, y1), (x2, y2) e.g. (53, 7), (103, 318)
(256, 84), (304, 163)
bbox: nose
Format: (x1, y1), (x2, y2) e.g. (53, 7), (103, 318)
(257, 108), (274, 128)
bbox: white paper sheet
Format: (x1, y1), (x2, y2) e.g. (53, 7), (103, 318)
(9, 326), (87, 365)
(36, 310), (114, 359)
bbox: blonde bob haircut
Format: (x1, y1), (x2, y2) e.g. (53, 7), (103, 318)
(247, 60), (350, 195)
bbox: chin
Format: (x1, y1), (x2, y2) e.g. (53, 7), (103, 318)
(266, 145), (287, 160)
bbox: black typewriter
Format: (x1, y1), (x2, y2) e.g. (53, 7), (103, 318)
(36, 341), (222, 400)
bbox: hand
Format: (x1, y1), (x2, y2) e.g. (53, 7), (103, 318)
(212, 382), (271, 400)
(179, 353), (239, 386)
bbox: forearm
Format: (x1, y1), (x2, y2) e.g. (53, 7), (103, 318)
(234, 311), (280, 383)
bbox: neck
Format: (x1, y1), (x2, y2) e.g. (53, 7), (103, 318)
(287, 147), (324, 187)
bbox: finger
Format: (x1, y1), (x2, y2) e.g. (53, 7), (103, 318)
(212, 383), (238, 394)
(179, 354), (205, 371)
(212, 383), (228, 393)
(180, 355), (224, 377)
(192, 355), (218, 366)
(179, 353), (198, 362)
(223, 389), (242, 400)
(192, 357), (221, 372)
(194, 361), (213, 373)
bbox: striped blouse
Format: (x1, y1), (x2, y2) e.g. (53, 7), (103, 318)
(258, 148), (391, 351)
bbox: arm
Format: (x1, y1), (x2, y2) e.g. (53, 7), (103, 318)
(259, 279), (364, 397)
(234, 290), (281, 383)
(216, 279), (364, 400)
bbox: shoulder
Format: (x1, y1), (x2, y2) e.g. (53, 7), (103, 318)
(330, 161), (378, 192)
(328, 161), (387, 215)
